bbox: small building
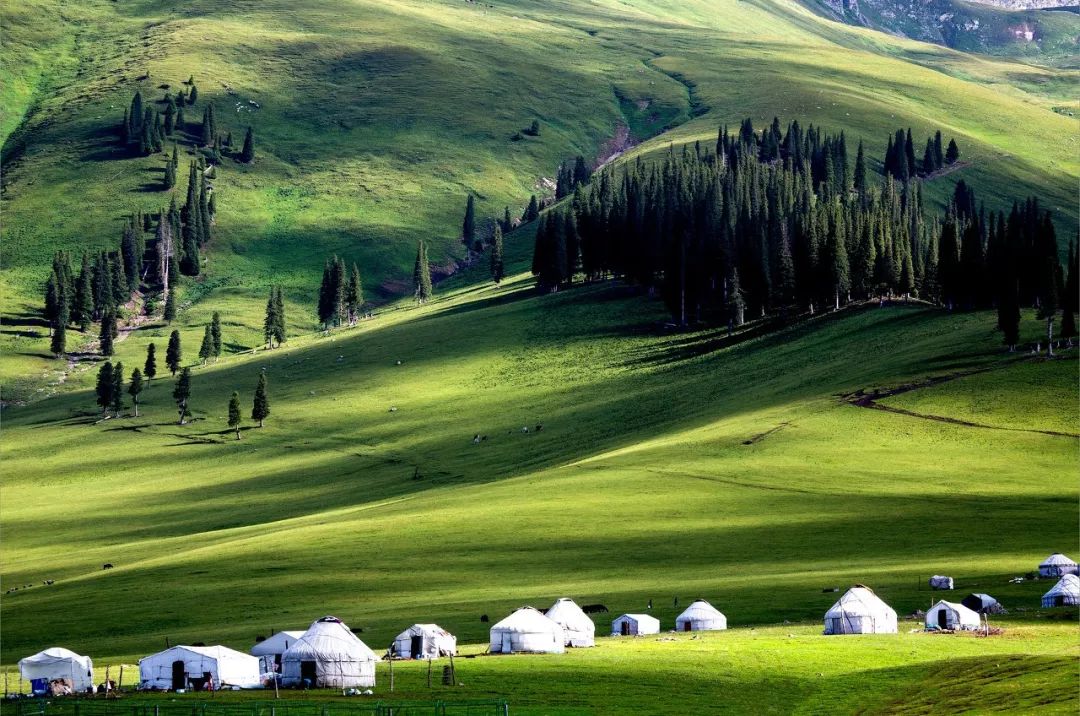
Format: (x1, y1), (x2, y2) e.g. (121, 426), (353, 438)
(961, 593), (1003, 615)
(928, 575), (954, 590)
(1038, 553), (1078, 578)
(545, 598), (596, 647)
(611, 613), (660, 636)
(1041, 574), (1080, 608)
(281, 616), (377, 688)
(823, 586), (897, 635)
(250, 630), (304, 672)
(18, 648), (94, 693)
(391, 624), (457, 660)
(925, 600), (981, 631)
(488, 607), (565, 654)
(139, 645), (260, 690)
(675, 600), (727, 632)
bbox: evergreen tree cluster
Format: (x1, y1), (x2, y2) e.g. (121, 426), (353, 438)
(555, 156), (592, 200)
(318, 257), (363, 327)
(884, 129), (958, 180)
(177, 159), (215, 276)
(264, 287), (287, 347)
(121, 90), (166, 157)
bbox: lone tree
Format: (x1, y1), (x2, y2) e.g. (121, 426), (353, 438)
(198, 324), (214, 364)
(272, 287), (286, 346)
(111, 362), (125, 416)
(413, 240), (432, 304)
(945, 138), (960, 164)
(173, 367), (192, 425)
(95, 362), (114, 417)
(252, 372), (270, 428)
(228, 391), (242, 439)
(50, 322), (67, 358)
(166, 329), (182, 376)
(462, 195), (477, 252)
(490, 224), (505, 284)
(128, 368), (144, 417)
(144, 342), (158, 384)
(240, 127), (255, 163)
(163, 288), (177, 323)
(210, 311), (222, 358)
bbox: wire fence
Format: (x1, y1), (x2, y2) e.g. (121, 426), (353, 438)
(0, 701), (508, 716)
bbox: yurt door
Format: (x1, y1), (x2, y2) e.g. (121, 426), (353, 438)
(300, 661), (318, 686)
(937, 610), (949, 629)
(171, 661), (186, 690)
(410, 635), (424, 659)
(621, 621), (630, 636)
(683, 621), (692, 632)
(500, 632), (512, 653)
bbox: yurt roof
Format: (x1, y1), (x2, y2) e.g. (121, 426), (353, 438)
(491, 607), (564, 634)
(825, 586), (895, 618)
(142, 645), (253, 664)
(929, 600), (980, 619)
(19, 648), (92, 669)
(251, 630), (305, 655)
(1044, 574), (1080, 597)
(677, 600), (724, 620)
(398, 624), (453, 638)
(1040, 553), (1077, 566)
(545, 598), (594, 630)
(285, 616), (377, 660)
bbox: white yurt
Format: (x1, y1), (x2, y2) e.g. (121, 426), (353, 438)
(18, 648), (94, 693)
(281, 616), (377, 688)
(611, 613), (661, 636)
(545, 598), (596, 647)
(391, 624), (457, 659)
(675, 600), (727, 632)
(925, 600), (981, 631)
(823, 586), (898, 635)
(1038, 553), (1078, 578)
(250, 630), (304, 672)
(139, 645), (260, 690)
(1041, 574), (1080, 608)
(488, 607), (565, 654)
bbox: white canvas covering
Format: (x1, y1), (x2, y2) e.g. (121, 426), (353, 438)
(281, 616), (377, 688)
(18, 648), (94, 692)
(823, 586), (898, 634)
(250, 630), (304, 672)
(391, 624), (457, 659)
(675, 600), (727, 632)
(925, 601), (981, 630)
(961, 593), (1002, 614)
(611, 613), (660, 636)
(1038, 553), (1078, 578)
(488, 607), (565, 654)
(544, 598), (596, 647)
(1041, 574), (1080, 608)
(928, 575), (954, 590)
(139, 645), (260, 690)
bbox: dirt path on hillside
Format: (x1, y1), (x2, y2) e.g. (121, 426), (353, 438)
(840, 364), (1079, 438)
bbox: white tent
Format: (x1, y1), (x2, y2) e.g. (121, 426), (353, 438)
(250, 630), (304, 672)
(281, 616), (377, 688)
(961, 593), (1003, 614)
(139, 645), (260, 690)
(611, 613), (660, 636)
(928, 575), (954, 590)
(1038, 553), (1078, 578)
(675, 600), (727, 632)
(925, 600), (981, 631)
(391, 624), (457, 659)
(488, 607), (565, 654)
(823, 586), (897, 635)
(1041, 574), (1080, 608)
(18, 648), (94, 692)
(545, 598), (596, 647)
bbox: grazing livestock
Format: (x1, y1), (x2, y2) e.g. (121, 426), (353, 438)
(102, 564), (113, 570)
(581, 604), (609, 614)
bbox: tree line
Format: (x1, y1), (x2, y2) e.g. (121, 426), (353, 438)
(883, 128), (959, 181)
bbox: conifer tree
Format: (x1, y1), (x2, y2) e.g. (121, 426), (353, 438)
(1036, 219), (1060, 355)
(933, 131), (944, 169)
(1062, 241), (1078, 340)
(166, 329), (182, 376)
(144, 342), (158, 383)
(945, 138), (959, 164)
(164, 159), (176, 190)
(163, 286), (177, 323)
(74, 253), (94, 330)
(173, 367), (192, 425)
(210, 311), (222, 358)
(346, 265), (363, 323)
(272, 287), (286, 346)
(164, 101), (176, 135)
(240, 127), (254, 163)
(264, 289), (278, 347)
(252, 372), (270, 427)
(524, 195), (539, 222)
(199, 324), (214, 364)
(998, 276), (1021, 351)
(853, 140), (867, 198)
(490, 224), (505, 283)
(462, 195), (477, 251)
(228, 391), (242, 439)
(176, 103), (185, 132)
(331, 256), (346, 326)
(130, 92), (144, 134)
(99, 309), (117, 356)
(188, 84), (198, 105)
(96, 362), (114, 417)
(922, 137), (934, 176)
(502, 206), (512, 233)
(727, 269), (746, 333)
(51, 322), (66, 358)
(111, 362), (125, 415)
(414, 241), (433, 304)
(129, 368), (144, 417)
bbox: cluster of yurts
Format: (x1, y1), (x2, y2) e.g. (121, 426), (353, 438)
(17, 554), (1080, 693)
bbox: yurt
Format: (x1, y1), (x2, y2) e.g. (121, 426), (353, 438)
(18, 648), (94, 693)
(675, 600), (727, 632)
(545, 598), (596, 647)
(1038, 553), (1078, 578)
(250, 630), (304, 672)
(391, 624), (457, 659)
(823, 586), (897, 635)
(1041, 574), (1080, 608)
(925, 601), (981, 631)
(488, 607), (565, 654)
(139, 645), (260, 690)
(611, 613), (660, 636)
(281, 616), (377, 688)
(961, 593), (1003, 615)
